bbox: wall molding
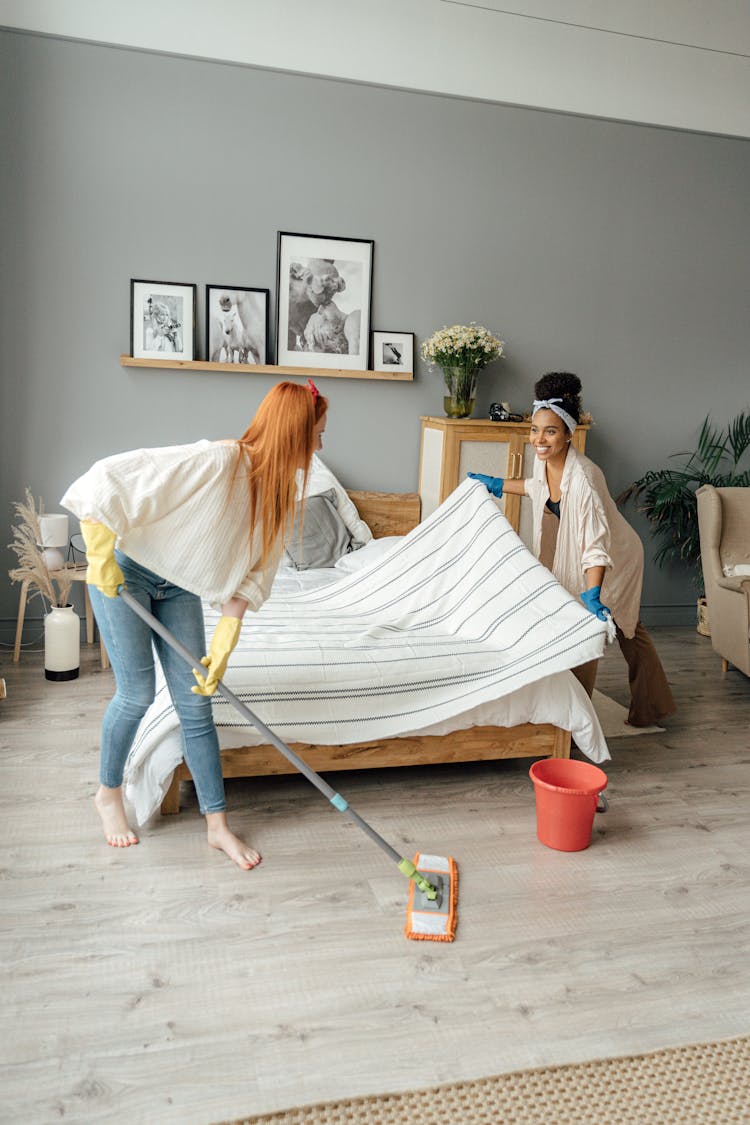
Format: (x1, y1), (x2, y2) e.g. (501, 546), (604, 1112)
(1, 0), (748, 137)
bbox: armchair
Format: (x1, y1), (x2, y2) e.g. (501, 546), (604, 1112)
(696, 485), (750, 676)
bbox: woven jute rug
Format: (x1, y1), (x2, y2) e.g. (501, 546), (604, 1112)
(217, 1035), (749, 1124)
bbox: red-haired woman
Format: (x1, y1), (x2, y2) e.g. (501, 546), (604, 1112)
(62, 381), (328, 867)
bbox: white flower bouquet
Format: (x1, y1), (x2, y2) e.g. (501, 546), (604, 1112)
(421, 323), (504, 416)
(421, 322), (504, 372)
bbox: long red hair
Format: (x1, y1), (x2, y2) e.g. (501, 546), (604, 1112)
(235, 381), (328, 568)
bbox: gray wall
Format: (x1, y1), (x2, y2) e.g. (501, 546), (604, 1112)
(2, 30), (748, 640)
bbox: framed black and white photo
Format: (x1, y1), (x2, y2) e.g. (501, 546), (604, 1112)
(276, 231), (374, 371)
(206, 285), (269, 365)
(371, 330), (415, 375)
(130, 279), (196, 361)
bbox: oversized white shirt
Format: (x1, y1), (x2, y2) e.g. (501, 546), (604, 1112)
(524, 445), (643, 638)
(61, 440), (282, 609)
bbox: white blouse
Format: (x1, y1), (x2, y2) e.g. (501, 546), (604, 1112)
(61, 440), (282, 609)
(524, 445), (643, 638)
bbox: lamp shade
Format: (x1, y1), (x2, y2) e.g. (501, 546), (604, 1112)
(39, 514), (69, 548)
(38, 513), (69, 571)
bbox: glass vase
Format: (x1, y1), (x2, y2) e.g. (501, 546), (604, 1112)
(441, 365), (479, 418)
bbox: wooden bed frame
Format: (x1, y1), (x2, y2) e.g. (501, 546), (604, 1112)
(161, 488), (570, 814)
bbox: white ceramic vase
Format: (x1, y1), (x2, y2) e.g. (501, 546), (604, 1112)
(44, 604), (80, 681)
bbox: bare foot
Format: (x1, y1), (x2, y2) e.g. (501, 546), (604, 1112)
(205, 812), (262, 870)
(94, 785), (139, 847)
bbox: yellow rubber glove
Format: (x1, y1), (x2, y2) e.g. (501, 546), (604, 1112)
(80, 520), (124, 598)
(191, 616), (242, 696)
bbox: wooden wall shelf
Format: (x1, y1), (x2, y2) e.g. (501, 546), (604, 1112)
(120, 356), (413, 382)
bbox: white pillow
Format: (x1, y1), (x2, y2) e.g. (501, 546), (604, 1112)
(334, 536), (402, 573)
(301, 455), (373, 547)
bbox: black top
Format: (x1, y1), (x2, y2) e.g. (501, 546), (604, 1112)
(545, 497), (561, 519)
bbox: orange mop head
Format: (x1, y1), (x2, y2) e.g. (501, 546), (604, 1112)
(403, 852), (459, 942)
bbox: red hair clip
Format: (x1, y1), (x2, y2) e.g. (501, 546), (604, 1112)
(306, 378), (320, 403)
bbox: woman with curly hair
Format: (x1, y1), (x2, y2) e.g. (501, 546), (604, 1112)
(62, 380), (328, 865)
(470, 372), (675, 726)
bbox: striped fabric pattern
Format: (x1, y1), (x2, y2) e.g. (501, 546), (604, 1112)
(125, 480), (611, 816)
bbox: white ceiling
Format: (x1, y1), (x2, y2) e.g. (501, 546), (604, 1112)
(1, 0), (749, 138)
(452, 0), (750, 56)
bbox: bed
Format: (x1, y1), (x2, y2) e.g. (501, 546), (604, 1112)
(124, 467), (610, 823)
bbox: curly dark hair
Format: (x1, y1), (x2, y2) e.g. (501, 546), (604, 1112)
(533, 371), (582, 428)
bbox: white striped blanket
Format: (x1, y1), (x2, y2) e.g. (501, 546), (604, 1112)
(125, 479), (612, 820)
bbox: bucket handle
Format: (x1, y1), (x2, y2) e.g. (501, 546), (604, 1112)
(596, 793), (609, 813)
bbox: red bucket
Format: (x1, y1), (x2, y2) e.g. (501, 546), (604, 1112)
(529, 759), (609, 852)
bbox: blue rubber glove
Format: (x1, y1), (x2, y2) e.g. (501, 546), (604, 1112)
(580, 586), (611, 621)
(467, 472), (504, 498)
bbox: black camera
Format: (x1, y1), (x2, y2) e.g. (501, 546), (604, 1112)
(489, 402), (523, 423)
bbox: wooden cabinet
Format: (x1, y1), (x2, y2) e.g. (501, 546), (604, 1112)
(418, 416), (589, 548)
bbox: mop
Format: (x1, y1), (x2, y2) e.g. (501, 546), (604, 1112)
(118, 588), (458, 942)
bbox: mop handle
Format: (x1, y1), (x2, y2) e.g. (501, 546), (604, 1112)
(117, 587), (438, 891)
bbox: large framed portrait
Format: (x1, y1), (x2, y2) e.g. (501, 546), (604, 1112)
(206, 285), (270, 365)
(371, 330), (415, 376)
(276, 231), (374, 370)
(130, 279), (196, 361)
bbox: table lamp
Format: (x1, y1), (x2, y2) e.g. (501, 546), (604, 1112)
(38, 514), (69, 571)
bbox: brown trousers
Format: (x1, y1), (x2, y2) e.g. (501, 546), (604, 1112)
(613, 620), (676, 726)
(541, 509), (675, 725)
(570, 622), (676, 725)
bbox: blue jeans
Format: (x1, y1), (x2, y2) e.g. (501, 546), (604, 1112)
(88, 552), (225, 814)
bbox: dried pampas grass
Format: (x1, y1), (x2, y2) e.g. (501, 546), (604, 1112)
(8, 489), (73, 608)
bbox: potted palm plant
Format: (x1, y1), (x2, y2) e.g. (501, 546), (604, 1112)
(619, 411), (750, 634)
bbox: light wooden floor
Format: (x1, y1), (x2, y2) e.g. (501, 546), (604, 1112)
(1, 628), (748, 1125)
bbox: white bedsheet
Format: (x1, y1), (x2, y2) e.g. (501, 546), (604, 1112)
(125, 481), (611, 823)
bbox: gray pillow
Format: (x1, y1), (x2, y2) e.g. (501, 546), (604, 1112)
(285, 489), (354, 570)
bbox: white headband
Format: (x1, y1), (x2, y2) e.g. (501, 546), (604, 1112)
(532, 397), (577, 434)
